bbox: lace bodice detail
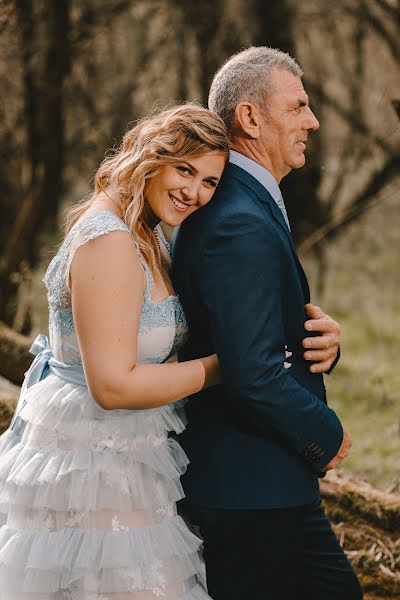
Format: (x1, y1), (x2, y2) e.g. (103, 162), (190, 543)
(43, 211), (188, 366)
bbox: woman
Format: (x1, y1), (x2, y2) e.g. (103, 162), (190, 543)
(0, 104), (229, 598)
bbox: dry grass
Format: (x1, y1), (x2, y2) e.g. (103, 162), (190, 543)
(321, 471), (400, 599)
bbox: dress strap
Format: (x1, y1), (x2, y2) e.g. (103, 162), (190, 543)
(132, 240), (154, 303)
(65, 211), (130, 284)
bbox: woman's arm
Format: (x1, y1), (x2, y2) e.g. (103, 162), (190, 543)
(70, 230), (219, 410)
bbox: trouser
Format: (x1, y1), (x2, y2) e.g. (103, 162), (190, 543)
(180, 499), (363, 600)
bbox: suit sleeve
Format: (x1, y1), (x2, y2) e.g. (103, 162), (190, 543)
(195, 212), (343, 472)
(326, 347), (340, 374)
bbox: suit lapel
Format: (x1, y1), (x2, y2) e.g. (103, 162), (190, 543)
(265, 195), (311, 302)
(227, 163), (311, 302)
(263, 189), (294, 249)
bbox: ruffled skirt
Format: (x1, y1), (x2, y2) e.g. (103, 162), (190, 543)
(0, 375), (209, 599)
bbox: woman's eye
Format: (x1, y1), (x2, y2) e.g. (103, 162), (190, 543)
(204, 179), (217, 188)
(177, 166), (191, 175)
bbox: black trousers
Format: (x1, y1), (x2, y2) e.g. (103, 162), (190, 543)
(181, 499), (363, 600)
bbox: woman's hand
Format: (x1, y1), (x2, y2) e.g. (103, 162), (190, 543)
(200, 354), (221, 389)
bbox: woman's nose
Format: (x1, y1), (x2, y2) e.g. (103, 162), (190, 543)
(182, 181), (199, 203)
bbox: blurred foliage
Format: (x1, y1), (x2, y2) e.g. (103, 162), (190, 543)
(0, 0), (399, 325)
(304, 186), (400, 489)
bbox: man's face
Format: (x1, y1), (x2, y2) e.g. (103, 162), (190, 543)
(260, 69), (319, 182)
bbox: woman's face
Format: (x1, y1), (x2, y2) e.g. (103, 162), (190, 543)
(145, 152), (226, 227)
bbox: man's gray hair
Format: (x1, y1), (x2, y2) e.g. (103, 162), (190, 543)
(208, 46), (303, 133)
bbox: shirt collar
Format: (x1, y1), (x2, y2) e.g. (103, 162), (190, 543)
(229, 150), (282, 205)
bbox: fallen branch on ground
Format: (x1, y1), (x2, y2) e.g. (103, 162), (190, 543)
(321, 471), (400, 599)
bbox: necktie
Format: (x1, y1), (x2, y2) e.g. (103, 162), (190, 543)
(276, 193), (291, 231)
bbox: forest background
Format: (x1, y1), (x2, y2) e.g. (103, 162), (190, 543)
(0, 0), (399, 595)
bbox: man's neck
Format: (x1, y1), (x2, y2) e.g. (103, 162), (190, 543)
(230, 139), (283, 183)
(229, 149), (291, 231)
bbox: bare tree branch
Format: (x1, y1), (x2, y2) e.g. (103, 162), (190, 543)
(372, 0), (400, 26)
(299, 154), (400, 254)
(306, 81), (394, 155)
(343, 0), (400, 63)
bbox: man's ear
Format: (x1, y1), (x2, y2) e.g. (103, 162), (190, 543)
(232, 102), (262, 139)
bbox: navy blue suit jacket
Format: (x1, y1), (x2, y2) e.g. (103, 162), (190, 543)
(173, 163), (343, 509)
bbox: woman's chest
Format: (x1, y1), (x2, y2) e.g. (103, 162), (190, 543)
(136, 297), (188, 364)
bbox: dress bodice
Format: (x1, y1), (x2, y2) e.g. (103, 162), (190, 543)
(43, 210), (188, 366)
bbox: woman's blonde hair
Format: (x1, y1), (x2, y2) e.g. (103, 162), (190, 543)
(65, 103), (229, 276)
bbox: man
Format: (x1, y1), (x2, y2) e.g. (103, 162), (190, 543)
(173, 47), (362, 599)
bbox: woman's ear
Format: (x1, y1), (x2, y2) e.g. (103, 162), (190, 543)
(232, 102), (262, 140)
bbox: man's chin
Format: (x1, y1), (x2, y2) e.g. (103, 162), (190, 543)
(292, 155), (306, 170)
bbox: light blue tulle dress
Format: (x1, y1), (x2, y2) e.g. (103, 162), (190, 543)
(0, 211), (210, 599)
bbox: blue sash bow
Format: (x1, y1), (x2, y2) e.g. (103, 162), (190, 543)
(10, 334), (86, 430)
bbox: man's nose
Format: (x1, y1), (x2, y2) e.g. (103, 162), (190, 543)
(305, 107), (320, 132)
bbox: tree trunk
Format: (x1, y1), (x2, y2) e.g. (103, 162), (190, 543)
(0, 0), (70, 330)
(0, 321), (32, 386)
(0, 375), (20, 434)
(175, 0), (242, 104)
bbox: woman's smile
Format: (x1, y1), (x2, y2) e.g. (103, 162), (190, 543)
(169, 193), (191, 212)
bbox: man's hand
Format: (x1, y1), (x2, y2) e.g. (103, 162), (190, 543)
(303, 303), (340, 373)
(322, 430), (352, 472)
